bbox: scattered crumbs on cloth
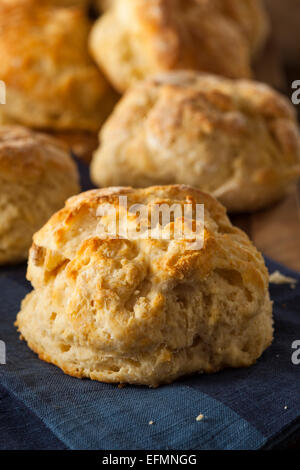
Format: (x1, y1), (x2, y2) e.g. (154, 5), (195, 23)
(269, 270), (298, 288)
(196, 414), (204, 421)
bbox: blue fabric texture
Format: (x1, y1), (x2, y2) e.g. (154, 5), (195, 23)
(0, 161), (299, 450)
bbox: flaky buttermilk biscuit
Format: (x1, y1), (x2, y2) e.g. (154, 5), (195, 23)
(91, 71), (300, 213)
(0, 126), (80, 264)
(16, 185), (273, 386)
(89, 0), (269, 92)
(0, 0), (117, 131)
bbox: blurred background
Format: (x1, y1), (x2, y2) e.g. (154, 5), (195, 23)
(0, 0), (300, 270)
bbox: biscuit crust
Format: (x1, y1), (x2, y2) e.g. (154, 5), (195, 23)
(0, 0), (117, 131)
(89, 0), (269, 92)
(16, 185), (273, 386)
(0, 126), (80, 264)
(45, 1), (90, 6)
(91, 71), (300, 213)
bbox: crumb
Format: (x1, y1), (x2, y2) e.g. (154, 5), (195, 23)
(118, 383), (126, 389)
(149, 420), (154, 425)
(196, 414), (204, 421)
(269, 271), (297, 288)
(284, 406), (288, 410)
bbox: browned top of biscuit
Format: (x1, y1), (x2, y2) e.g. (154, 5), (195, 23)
(0, 126), (77, 182)
(90, 71), (300, 212)
(142, 71), (298, 154)
(30, 185), (267, 293)
(0, 0), (116, 131)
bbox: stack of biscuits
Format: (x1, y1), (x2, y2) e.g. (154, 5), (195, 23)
(0, 0), (298, 386)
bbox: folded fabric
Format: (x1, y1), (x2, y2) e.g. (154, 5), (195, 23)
(0, 161), (299, 450)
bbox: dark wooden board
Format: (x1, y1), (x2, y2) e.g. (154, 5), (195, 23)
(232, 185), (300, 271)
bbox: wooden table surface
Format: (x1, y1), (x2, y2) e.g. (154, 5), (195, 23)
(232, 184), (300, 272)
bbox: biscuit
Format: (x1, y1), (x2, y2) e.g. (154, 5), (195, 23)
(91, 71), (300, 213)
(98, 0), (115, 11)
(0, 126), (80, 264)
(221, 0), (269, 56)
(46, 1), (90, 6)
(0, 0), (118, 132)
(89, 0), (269, 92)
(96, 0), (113, 10)
(16, 185), (273, 386)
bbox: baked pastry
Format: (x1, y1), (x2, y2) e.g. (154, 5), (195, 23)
(93, 0), (114, 12)
(16, 185), (273, 386)
(0, 0), (89, 4)
(91, 71), (300, 213)
(96, 0), (113, 11)
(46, 1), (90, 6)
(0, 0), (117, 132)
(0, 126), (80, 264)
(220, 0), (269, 56)
(89, 0), (269, 92)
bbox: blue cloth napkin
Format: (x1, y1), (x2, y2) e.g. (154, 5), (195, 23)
(0, 160), (299, 450)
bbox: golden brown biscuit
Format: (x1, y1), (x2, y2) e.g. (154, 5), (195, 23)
(89, 0), (269, 92)
(52, 0), (106, 10)
(16, 185), (273, 386)
(91, 71), (300, 213)
(0, 0), (88, 4)
(96, 0), (113, 10)
(91, 0), (109, 11)
(220, 0), (269, 56)
(0, 126), (80, 264)
(46, 1), (90, 6)
(0, 0), (117, 131)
